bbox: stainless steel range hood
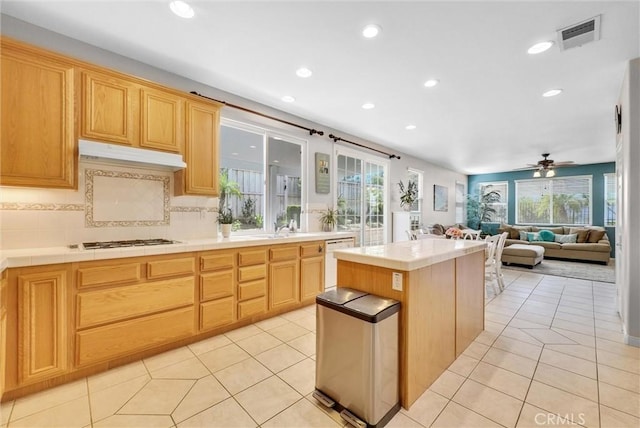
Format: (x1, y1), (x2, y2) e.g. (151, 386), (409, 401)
(79, 140), (187, 170)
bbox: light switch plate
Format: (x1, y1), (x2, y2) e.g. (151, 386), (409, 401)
(392, 272), (403, 291)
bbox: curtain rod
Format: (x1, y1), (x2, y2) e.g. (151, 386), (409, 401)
(191, 91), (400, 160)
(329, 134), (401, 159)
(190, 91), (324, 136)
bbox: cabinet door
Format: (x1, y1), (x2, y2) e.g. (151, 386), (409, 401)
(300, 256), (324, 302)
(18, 270), (68, 385)
(200, 297), (235, 331)
(269, 260), (299, 310)
(141, 87), (184, 153)
(81, 69), (138, 146)
(175, 100), (220, 195)
(1, 42), (75, 188)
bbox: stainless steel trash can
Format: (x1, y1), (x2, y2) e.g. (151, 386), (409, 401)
(314, 288), (400, 428)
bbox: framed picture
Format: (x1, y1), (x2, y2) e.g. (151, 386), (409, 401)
(315, 152), (330, 194)
(433, 184), (448, 212)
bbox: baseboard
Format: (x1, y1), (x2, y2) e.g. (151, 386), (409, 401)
(623, 325), (640, 347)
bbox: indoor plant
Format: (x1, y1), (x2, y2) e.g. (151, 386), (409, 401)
(398, 180), (418, 210)
(319, 208), (338, 232)
(217, 208), (234, 238)
(466, 189), (501, 230)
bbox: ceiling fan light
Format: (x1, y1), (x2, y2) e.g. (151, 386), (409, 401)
(546, 169), (556, 177)
(533, 170), (542, 178)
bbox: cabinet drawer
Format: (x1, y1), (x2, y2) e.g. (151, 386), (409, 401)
(238, 249), (266, 266)
(147, 257), (195, 280)
(200, 297), (235, 331)
(200, 252), (235, 272)
(76, 277), (194, 328)
(77, 263), (141, 289)
(301, 242), (324, 258)
(76, 307), (195, 366)
(201, 271), (234, 301)
(238, 279), (266, 301)
(270, 246), (298, 262)
(237, 296), (266, 320)
(238, 264), (266, 282)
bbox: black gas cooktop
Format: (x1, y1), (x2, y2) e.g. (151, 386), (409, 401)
(82, 239), (176, 249)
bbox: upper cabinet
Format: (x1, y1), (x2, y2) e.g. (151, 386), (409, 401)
(0, 39), (76, 189)
(174, 100), (221, 196)
(79, 69), (185, 154)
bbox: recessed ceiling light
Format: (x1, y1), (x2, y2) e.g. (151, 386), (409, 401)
(169, 0), (194, 18)
(282, 95), (295, 103)
(231, 152), (239, 156)
(542, 89), (563, 97)
(405, 125), (417, 130)
(528, 41), (554, 54)
(362, 24), (382, 39)
(249, 145), (256, 149)
(296, 67), (312, 78)
(273, 160), (280, 163)
(424, 79), (439, 88)
(361, 102), (375, 110)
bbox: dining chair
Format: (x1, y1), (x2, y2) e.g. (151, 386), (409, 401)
(493, 232), (509, 291)
(484, 234), (501, 296)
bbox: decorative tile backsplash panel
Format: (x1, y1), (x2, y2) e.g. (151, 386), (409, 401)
(85, 169), (170, 227)
(0, 161), (218, 250)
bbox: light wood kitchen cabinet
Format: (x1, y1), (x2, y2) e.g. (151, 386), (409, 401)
(80, 69), (185, 154)
(269, 246), (299, 310)
(1, 38), (76, 189)
(174, 100), (222, 196)
(199, 250), (236, 331)
(237, 248), (267, 320)
(17, 268), (70, 385)
(0, 271), (7, 396)
(74, 255), (197, 367)
(300, 241), (325, 304)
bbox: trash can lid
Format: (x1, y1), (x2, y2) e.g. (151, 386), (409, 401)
(316, 287), (368, 305)
(343, 294), (400, 323)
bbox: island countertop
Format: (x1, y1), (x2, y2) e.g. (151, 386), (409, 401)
(333, 238), (485, 271)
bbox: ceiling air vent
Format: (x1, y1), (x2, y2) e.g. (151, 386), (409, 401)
(557, 15), (601, 51)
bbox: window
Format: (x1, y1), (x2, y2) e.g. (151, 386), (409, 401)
(219, 120), (304, 232)
(604, 173), (616, 226)
(455, 181), (465, 224)
(516, 176), (591, 225)
(407, 168), (423, 229)
(477, 181), (508, 223)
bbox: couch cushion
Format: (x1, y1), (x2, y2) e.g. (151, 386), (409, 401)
(561, 243), (611, 253)
(569, 227), (590, 243)
(538, 230), (555, 242)
(526, 232), (543, 242)
(498, 225), (521, 240)
(555, 233), (578, 244)
(532, 226), (565, 235)
(587, 229), (606, 243)
(535, 241), (563, 250)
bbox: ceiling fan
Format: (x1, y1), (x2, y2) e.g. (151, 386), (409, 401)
(518, 153), (576, 177)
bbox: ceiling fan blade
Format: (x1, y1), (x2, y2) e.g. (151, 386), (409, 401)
(552, 161), (575, 166)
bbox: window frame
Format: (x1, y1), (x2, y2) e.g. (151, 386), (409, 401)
(476, 181), (508, 224)
(515, 175), (593, 226)
(604, 173), (616, 227)
(407, 167), (423, 229)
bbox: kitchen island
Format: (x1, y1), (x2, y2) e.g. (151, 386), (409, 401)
(334, 238), (486, 409)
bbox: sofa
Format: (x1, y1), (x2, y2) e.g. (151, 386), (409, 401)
(498, 224), (611, 264)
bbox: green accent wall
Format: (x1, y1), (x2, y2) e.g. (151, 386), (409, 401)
(468, 162), (615, 257)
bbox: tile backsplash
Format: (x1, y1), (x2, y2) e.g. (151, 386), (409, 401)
(0, 160), (218, 250)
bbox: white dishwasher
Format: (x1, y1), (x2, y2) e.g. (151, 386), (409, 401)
(324, 237), (356, 291)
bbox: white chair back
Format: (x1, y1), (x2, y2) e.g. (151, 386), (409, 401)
(484, 234), (500, 262)
(494, 232), (508, 263)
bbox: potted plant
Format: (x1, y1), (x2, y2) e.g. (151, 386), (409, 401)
(217, 208), (234, 238)
(398, 180), (418, 211)
(319, 208), (338, 232)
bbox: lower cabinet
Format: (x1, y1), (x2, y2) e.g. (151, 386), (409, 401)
(269, 260), (299, 310)
(300, 256), (324, 303)
(17, 269), (69, 385)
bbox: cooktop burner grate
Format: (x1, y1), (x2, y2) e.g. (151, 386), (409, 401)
(82, 239), (175, 249)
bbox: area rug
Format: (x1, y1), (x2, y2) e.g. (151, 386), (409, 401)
(503, 258), (615, 283)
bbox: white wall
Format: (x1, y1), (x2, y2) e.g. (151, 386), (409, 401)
(0, 14), (467, 247)
(617, 58), (640, 346)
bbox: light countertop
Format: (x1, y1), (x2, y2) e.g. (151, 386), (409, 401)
(333, 238), (486, 271)
(0, 232), (356, 270)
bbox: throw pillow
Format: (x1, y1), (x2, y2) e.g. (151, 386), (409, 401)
(538, 230), (555, 242)
(569, 227), (589, 243)
(587, 229), (606, 243)
(555, 233), (578, 243)
(519, 231), (528, 241)
(526, 232), (542, 242)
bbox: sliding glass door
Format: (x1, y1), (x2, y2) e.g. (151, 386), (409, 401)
(336, 149), (389, 246)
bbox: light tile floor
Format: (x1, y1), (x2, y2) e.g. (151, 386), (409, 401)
(1, 270), (639, 427)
